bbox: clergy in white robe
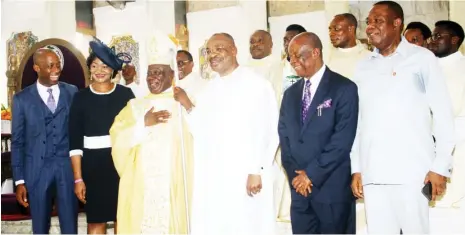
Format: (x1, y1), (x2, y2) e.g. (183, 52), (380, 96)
(282, 25), (307, 93)
(121, 64), (144, 97)
(245, 30), (290, 222)
(429, 21), (465, 209)
(174, 33), (279, 235)
(110, 32), (193, 234)
(327, 14), (371, 79)
(177, 50), (207, 103)
(351, 4), (455, 233)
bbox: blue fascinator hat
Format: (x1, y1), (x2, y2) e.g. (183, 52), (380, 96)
(89, 37), (132, 71)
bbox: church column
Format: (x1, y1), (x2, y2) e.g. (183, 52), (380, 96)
(0, 1), (76, 106)
(324, 0), (349, 24)
(146, 0), (176, 35)
(450, 1), (465, 54)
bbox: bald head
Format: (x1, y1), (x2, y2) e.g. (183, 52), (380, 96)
(33, 48), (56, 66)
(288, 32), (324, 78)
(292, 32), (323, 56)
(210, 33), (236, 47)
(32, 48), (62, 86)
(250, 30), (273, 59)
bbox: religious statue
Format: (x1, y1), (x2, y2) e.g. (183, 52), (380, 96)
(5, 31), (38, 107)
(199, 40), (213, 80)
(175, 24), (189, 50)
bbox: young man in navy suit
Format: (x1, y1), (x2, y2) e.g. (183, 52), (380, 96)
(11, 46), (78, 233)
(278, 32), (359, 234)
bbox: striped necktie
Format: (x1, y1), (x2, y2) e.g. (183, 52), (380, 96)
(46, 88), (56, 113)
(301, 80), (311, 124)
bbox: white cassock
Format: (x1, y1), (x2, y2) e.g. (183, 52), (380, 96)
(187, 66), (279, 235)
(177, 71), (208, 104)
(246, 55), (283, 104)
(246, 55), (291, 222)
(435, 51), (465, 209)
(125, 82), (144, 97)
(327, 41), (372, 79)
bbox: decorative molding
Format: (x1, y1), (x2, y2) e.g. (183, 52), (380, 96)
(268, 0), (325, 17)
(187, 0), (238, 13)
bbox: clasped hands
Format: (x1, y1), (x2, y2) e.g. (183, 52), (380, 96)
(292, 170), (313, 197)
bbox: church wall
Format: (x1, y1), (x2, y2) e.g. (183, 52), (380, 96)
(186, 1), (238, 13)
(450, 1), (465, 54)
(186, 0), (267, 72)
(349, 1), (450, 39)
(0, 1), (76, 106)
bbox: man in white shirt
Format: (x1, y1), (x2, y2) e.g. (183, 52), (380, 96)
(351, 1), (455, 233)
(327, 13), (371, 80)
(429, 20), (465, 209)
(176, 50), (207, 103)
(174, 33), (279, 235)
(122, 64), (142, 97)
(282, 25), (307, 92)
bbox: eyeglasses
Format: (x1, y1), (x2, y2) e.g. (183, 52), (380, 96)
(430, 33), (451, 42)
(177, 60), (191, 67)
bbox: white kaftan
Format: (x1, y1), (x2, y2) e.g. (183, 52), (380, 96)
(187, 66), (279, 235)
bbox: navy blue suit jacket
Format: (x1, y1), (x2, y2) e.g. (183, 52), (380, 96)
(278, 67), (358, 203)
(11, 82), (78, 191)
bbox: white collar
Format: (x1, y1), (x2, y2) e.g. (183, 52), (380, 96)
(36, 80), (59, 92)
(304, 64), (326, 84)
(438, 51), (464, 66)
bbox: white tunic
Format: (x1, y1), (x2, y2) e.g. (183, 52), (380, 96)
(187, 66), (279, 235)
(436, 51), (465, 208)
(177, 71), (208, 104)
(351, 39), (455, 185)
(327, 41), (372, 79)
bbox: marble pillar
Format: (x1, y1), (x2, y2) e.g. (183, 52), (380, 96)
(0, 0), (76, 106)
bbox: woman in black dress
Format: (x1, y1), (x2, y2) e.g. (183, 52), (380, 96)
(69, 39), (134, 234)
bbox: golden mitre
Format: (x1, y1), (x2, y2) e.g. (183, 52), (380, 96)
(146, 30), (179, 69)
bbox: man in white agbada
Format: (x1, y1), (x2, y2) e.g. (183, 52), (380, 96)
(176, 50), (207, 103)
(327, 13), (372, 79)
(429, 20), (465, 209)
(174, 33), (279, 235)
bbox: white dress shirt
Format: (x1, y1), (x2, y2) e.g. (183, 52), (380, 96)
(302, 64), (326, 101)
(351, 39), (455, 185)
(37, 81), (60, 106)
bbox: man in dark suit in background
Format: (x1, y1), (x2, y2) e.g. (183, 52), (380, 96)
(278, 32), (359, 234)
(11, 46), (78, 233)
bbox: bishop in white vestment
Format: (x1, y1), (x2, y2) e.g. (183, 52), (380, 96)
(175, 33), (279, 235)
(110, 33), (193, 234)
